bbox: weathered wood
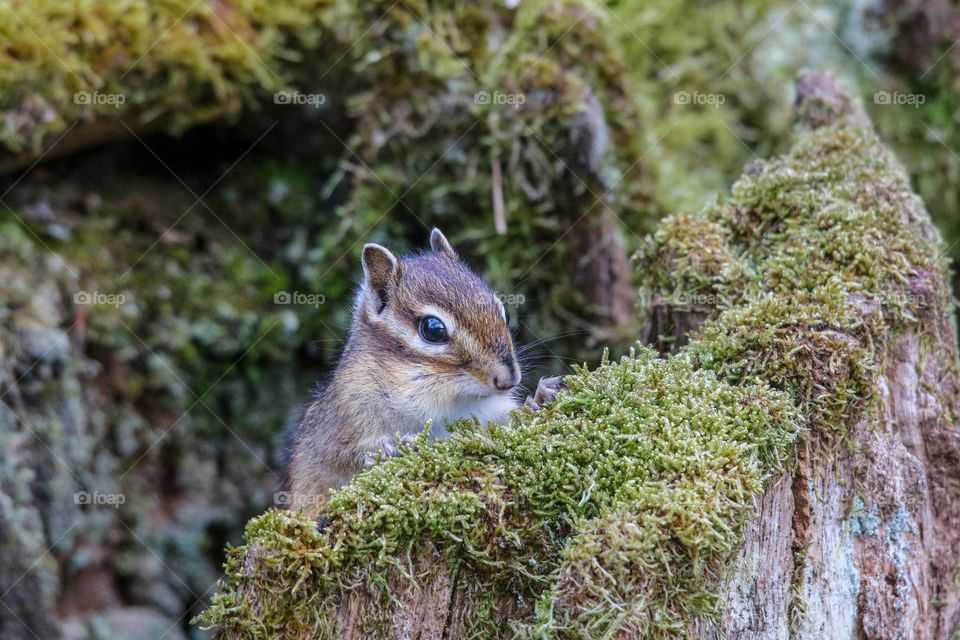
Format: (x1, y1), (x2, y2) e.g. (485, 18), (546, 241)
(643, 292), (713, 355)
(693, 324), (960, 639)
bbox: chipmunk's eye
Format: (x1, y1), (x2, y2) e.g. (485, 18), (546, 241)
(419, 316), (448, 343)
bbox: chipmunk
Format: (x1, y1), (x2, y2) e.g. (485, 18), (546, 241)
(284, 229), (561, 517)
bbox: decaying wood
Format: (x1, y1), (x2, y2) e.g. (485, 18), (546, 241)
(690, 322), (960, 639)
(642, 292), (713, 355)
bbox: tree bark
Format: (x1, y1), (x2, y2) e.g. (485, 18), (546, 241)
(642, 292), (713, 356)
(553, 89), (637, 343)
(693, 326), (960, 639)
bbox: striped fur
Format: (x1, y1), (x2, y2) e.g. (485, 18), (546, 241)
(285, 230), (521, 517)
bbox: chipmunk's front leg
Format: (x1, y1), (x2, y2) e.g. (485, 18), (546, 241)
(524, 376), (564, 411)
(362, 433), (418, 468)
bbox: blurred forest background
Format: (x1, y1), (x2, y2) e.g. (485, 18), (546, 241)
(1, 1), (959, 638)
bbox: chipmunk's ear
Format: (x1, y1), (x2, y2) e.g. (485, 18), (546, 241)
(429, 228), (456, 259)
(361, 243), (398, 311)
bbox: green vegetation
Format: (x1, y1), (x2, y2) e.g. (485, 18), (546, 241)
(0, 0), (324, 151)
(5, 0), (956, 352)
(0, 0), (659, 359)
(3, 1), (956, 637)
(686, 109), (947, 434)
(0, 0), (815, 363)
(199, 349), (799, 638)
(635, 214), (744, 309)
(0, 2), (671, 633)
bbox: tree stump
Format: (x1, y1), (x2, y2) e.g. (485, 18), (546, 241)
(198, 71), (960, 640)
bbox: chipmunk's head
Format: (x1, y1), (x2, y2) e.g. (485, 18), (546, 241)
(354, 228), (521, 403)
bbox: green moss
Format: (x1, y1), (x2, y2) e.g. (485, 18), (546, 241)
(635, 213), (745, 311)
(199, 348), (798, 638)
(829, 0), (960, 282)
(0, 0), (326, 152)
(683, 103), (947, 434)
(2, 0), (819, 367)
(0, 0), (663, 362)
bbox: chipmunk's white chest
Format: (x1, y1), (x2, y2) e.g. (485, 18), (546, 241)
(437, 395), (518, 434)
(394, 394), (519, 440)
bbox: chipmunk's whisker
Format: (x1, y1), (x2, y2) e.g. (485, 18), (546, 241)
(515, 331), (584, 354)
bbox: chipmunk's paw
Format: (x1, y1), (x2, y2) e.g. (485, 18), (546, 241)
(363, 433), (418, 468)
(524, 376), (564, 411)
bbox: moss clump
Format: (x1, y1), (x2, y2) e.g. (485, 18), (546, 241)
(635, 213), (745, 311)
(0, 0), (324, 152)
(198, 349), (798, 637)
(682, 99), (947, 434)
(829, 0), (960, 287)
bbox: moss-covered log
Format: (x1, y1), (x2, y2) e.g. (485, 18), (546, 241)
(0, 1), (325, 161)
(196, 71), (960, 638)
(662, 72), (960, 639)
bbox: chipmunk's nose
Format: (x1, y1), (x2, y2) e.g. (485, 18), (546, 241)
(493, 358), (520, 391)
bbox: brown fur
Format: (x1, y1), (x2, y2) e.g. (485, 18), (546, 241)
(285, 229), (522, 517)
